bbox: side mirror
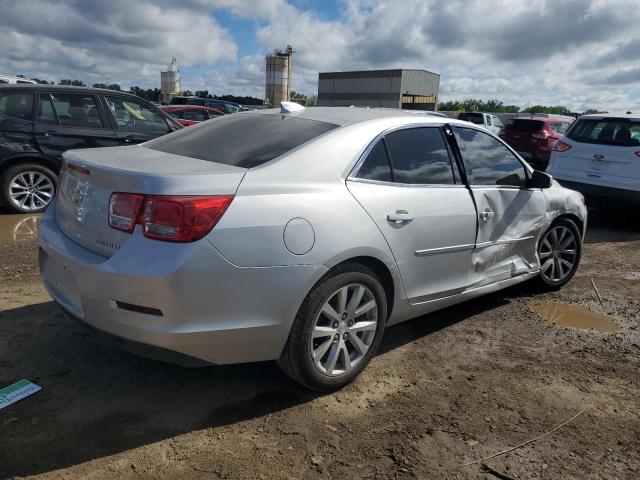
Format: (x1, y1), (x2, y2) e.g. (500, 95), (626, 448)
(528, 170), (552, 189)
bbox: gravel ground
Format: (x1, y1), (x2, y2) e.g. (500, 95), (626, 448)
(0, 208), (638, 479)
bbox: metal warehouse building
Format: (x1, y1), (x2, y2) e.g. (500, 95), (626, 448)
(317, 69), (440, 110)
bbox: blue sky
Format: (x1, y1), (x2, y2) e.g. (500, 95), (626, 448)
(1, 0), (639, 112)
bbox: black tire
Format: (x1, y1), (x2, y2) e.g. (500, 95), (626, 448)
(535, 217), (582, 289)
(0, 163), (57, 214)
(278, 262), (388, 392)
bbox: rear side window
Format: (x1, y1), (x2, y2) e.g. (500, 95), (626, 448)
(50, 93), (103, 128)
(356, 141), (393, 182)
(147, 113), (338, 168)
(0, 93), (34, 120)
(453, 127), (527, 187)
(384, 127), (456, 185)
(505, 119), (545, 132)
(567, 118), (640, 147)
(548, 122), (570, 134)
(37, 94), (58, 125)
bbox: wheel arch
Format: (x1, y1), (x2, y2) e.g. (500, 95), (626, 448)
(0, 154), (60, 176)
(551, 212), (585, 241)
(325, 255), (397, 319)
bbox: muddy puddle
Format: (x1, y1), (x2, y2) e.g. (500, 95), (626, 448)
(0, 214), (41, 244)
(532, 302), (620, 333)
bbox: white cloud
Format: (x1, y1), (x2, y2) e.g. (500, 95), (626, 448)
(1, 0), (640, 112)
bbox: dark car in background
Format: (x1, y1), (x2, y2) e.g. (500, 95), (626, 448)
(161, 105), (225, 127)
(168, 96), (250, 114)
(0, 85), (181, 213)
(499, 117), (573, 170)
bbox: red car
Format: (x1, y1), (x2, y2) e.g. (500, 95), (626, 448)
(499, 117), (573, 170)
(161, 105), (225, 127)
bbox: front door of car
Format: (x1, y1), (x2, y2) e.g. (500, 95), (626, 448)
(33, 92), (119, 162)
(103, 95), (172, 145)
(347, 126), (478, 303)
(452, 126), (546, 286)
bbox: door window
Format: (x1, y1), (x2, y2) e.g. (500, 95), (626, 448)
(105, 96), (169, 133)
(37, 94), (59, 125)
(355, 141), (393, 182)
(453, 127), (527, 187)
(181, 110), (206, 121)
(50, 93), (104, 128)
(0, 93), (34, 120)
(493, 116), (504, 128)
(384, 127), (457, 184)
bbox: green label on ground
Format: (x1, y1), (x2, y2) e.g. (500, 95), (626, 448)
(0, 379), (41, 410)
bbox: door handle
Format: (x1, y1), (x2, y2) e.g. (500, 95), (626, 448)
(480, 208), (495, 222)
(387, 210), (412, 223)
(39, 131), (56, 137)
(123, 136), (143, 143)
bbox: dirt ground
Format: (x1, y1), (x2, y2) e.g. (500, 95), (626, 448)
(0, 208), (639, 480)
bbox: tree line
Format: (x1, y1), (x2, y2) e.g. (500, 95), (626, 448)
(437, 98), (604, 115)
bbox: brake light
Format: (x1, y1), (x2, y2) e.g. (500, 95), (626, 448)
(109, 192), (144, 233)
(552, 140), (572, 152)
(635, 151), (640, 158)
(108, 193), (233, 242)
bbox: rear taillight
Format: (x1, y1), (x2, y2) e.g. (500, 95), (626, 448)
(635, 151), (640, 158)
(552, 140), (572, 152)
(109, 192), (144, 233)
(108, 193), (233, 242)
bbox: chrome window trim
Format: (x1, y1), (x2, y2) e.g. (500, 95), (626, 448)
(348, 122), (465, 188)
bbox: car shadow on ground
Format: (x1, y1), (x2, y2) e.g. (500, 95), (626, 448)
(0, 289), (515, 478)
(584, 207), (640, 244)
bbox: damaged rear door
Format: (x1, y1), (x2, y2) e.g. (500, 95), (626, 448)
(451, 126), (546, 286)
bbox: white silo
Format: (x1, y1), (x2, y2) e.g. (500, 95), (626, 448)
(160, 57), (180, 104)
(265, 45), (294, 107)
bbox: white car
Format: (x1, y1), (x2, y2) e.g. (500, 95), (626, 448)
(457, 112), (504, 134)
(547, 114), (640, 213)
(0, 75), (36, 85)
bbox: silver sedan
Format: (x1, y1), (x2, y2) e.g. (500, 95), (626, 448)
(39, 106), (586, 391)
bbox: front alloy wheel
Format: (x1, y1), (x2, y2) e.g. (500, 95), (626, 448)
(537, 219), (581, 287)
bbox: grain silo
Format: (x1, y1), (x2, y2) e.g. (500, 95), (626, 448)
(265, 45), (294, 107)
(160, 57), (180, 104)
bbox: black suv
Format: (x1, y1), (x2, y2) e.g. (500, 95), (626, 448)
(0, 85), (181, 213)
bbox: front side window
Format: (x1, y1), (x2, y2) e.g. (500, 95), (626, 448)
(494, 116), (504, 128)
(384, 127), (456, 185)
(106, 96), (169, 133)
(453, 127), (527, 187)
(0, 93), (34, 120)
(356, 141), (393, 182)
(566, 118), (640, 147)
(50, 93), (103, 128)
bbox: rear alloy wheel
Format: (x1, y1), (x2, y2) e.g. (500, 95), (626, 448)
(1, 163), (57, 213)
(278, 262), (387, 391)
(537, 218), (581, 288)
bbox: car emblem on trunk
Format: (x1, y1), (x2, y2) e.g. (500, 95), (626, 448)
(70, 181), (89, 222)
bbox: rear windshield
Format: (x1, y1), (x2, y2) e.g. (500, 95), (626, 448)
(505, 119), (545, 132)
(566, 118), (640, 147)
(458, 112), (484, 124)
(147, 113), (338, 168)
(169, 97), (189, 105)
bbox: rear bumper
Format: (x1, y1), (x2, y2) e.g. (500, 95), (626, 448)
(553, 179), (640, 207)
(38, 207), (327, 365)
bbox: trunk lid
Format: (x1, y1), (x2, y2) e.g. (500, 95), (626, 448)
(55, 145), (246, 257)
